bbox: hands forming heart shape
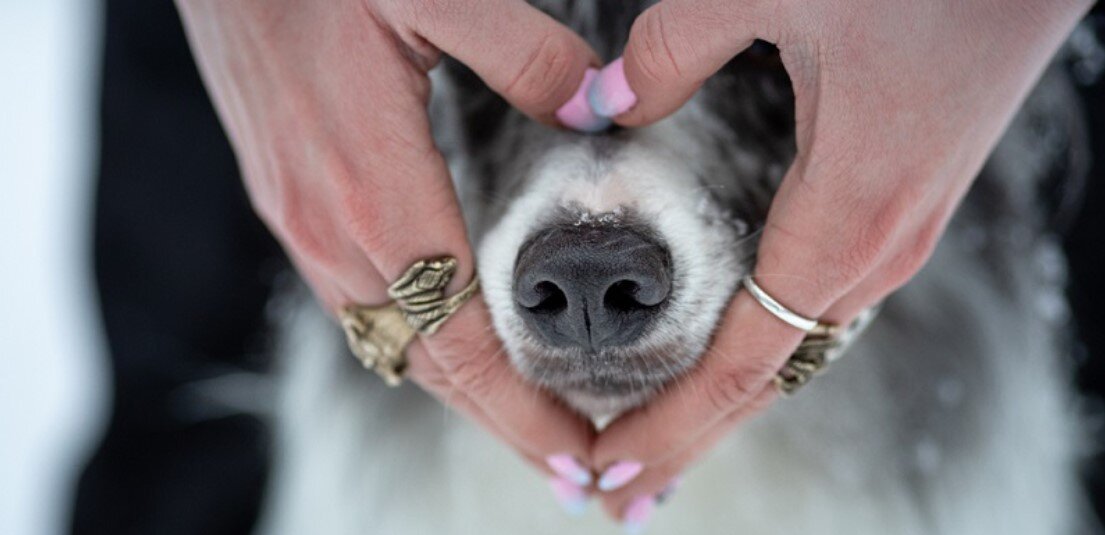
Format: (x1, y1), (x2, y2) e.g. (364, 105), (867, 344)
(176, 0), (1091, 523)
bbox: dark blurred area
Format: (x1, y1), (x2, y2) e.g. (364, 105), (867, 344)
(70, 1), (1105, 533)
(1068, 9), (1105, 527)
(70, 0), (286, 533)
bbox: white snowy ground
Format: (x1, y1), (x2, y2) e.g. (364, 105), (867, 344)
(0, 1), (107, 534)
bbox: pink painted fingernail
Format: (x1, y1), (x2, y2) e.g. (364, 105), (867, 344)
(555, 68), (612, 133)
(546, 454), (593, 486)
(622, 494), (656, 535)
(597, 460), (643, 492)
(548, 476), (589, 517)
(588, 57), (638, 118)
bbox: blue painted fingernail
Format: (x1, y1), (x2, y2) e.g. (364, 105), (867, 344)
(622, 494), (656, 534)
(598, 460), (644, 492)
(556, 68), (612, 133)
(546, 454), (593, 486)
(588, 57), (638, 118)
(549, 476), (589, 517)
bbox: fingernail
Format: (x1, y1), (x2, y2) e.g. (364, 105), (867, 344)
(655, 476), (682, 505)
(548, 476), (589, 517)
(555, 68), (612, 133)
(546, 454), (593, 486)
(588, 57), (638, 118)
(621, 494), (656, 535)
(598, 460), (644, 492)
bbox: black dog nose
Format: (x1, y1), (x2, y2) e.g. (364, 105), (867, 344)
(513, 225), (672, 351)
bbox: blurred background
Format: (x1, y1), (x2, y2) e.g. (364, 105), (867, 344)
(0, 1), (106, 534)
(1, 1), (1103, 535)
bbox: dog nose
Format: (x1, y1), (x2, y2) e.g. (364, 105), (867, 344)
(513, 225), (672, 351)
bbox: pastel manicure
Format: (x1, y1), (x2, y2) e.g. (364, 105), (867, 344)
(622, 494), (656, 535)
(548, 476), (589, 517)
(555, 68), (612, 133)
(588, 57), (638, 118)
(546, 454), (593, 486)
(598, 460), (644, 492)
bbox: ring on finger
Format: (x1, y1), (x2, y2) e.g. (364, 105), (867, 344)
(741, 276), (878, 396)
(340, 257), (479, 386)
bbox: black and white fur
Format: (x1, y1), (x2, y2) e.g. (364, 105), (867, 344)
(256, 2), (1094, 533)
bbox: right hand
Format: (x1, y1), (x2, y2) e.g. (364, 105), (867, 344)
(174, 0), (600, 483)
(581, 0), (1091, 522)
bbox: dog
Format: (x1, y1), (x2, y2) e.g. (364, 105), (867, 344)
(255, 2), (1095, 533)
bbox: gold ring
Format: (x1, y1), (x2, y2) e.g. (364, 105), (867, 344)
(771, 307), (880, 396)
(339, 257), (479, 386)
(742, 275), (881, 396)
(773, 322), (842, 396)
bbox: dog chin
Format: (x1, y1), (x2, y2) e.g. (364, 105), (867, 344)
(512, 346), (692, 422)
(558, 388), (656, 425)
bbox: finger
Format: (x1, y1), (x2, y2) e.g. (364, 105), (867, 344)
(403, 344), (555, 475)
(395, 0), (601, 124)
(592, 291), (803, 472)
(598, 385), (777, 521)
(281, 246), (371, 316)
(292, 9), (478, 295)
(592, 0), (770, 126)
(409, 293), (596, 469)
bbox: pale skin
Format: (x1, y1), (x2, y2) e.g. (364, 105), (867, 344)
(174, 0), (600, 478)
(175, 0), (1094, 524)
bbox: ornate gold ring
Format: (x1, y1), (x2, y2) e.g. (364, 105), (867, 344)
(339, 257), (479, 386)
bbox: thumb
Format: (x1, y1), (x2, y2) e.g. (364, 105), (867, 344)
(404, 0), (600, 125)
(590, 0), (768, 126)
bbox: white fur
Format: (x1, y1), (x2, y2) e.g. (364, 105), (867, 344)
(476, 117), (751, 417)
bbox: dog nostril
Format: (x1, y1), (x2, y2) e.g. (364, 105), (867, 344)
(603, 280), (658, 311)
(604, 280), (638, 312)
(606, 276), (670, 311)
(528, 281), (568, 314)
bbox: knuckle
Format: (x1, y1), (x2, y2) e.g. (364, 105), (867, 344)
(629, 4), (689, 84)
(331, 181), (393, 257)
(503, 31), (578, 111)
(276, 195), (343, 269)
(412, 361), (454, 396)
(830, 227), (886, 289)
(823, 186), (922, 290)
(342, 201), (392, 256)
(705, 362), (769, 415)
(884, 216), (944, 288)
(433, 334), (502, 400)
(450, 357), (501, 401)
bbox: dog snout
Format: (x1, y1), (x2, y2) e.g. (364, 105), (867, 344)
(513, 224), (672, 352)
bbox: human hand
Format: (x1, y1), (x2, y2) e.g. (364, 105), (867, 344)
(580, 0), (1093, 525)
(174, 0), (604, 492)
